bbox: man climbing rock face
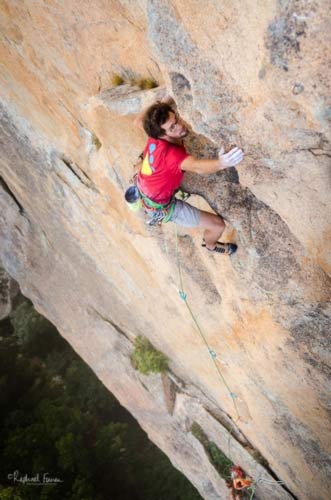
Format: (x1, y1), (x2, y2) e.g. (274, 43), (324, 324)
(133, 97), (244, 255)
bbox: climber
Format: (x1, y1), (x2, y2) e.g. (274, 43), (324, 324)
(130, 96), (244, 255)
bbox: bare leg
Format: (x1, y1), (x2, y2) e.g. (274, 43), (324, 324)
(198, 211), (226, 250)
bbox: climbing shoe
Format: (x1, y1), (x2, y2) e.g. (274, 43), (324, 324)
(202, 241), (237, 255)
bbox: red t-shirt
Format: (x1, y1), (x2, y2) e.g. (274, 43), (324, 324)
(137, 138), (189, 204)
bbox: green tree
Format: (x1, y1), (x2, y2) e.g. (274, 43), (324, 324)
(132, 336), (169, 374)
(0, 299), (202, 500)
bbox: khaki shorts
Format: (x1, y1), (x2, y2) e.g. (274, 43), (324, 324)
(169, 199), (201, 227)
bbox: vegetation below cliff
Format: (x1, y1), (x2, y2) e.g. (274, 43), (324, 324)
(0, 297), (201, 500)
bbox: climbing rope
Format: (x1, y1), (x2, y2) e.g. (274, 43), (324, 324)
(174, 224), (241, 421)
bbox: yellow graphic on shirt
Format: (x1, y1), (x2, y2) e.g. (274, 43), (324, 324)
(141, 143), (157, 175)
(141, 154), (153, 175)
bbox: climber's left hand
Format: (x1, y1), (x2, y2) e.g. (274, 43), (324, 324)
(218, 146), (244, 169)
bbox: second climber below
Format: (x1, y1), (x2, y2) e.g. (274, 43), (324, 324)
(132, 96), (244, 255)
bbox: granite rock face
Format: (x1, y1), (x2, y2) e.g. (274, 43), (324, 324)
(0, 1), (331, 499)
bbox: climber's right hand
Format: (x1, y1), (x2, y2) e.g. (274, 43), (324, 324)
(218, 146), (244, 169)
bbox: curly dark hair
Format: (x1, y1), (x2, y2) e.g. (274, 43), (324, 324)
(143, 102), (173, 139)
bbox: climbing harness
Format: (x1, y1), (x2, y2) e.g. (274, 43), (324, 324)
(125, 174), (189, 226)
(140, 189), (176, 225)
(125, 182), (175, 225)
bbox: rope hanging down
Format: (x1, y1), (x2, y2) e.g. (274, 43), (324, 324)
(174, 224), (241, 421)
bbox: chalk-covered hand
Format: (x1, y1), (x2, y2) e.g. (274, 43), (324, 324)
(218, 146), (244, 169)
